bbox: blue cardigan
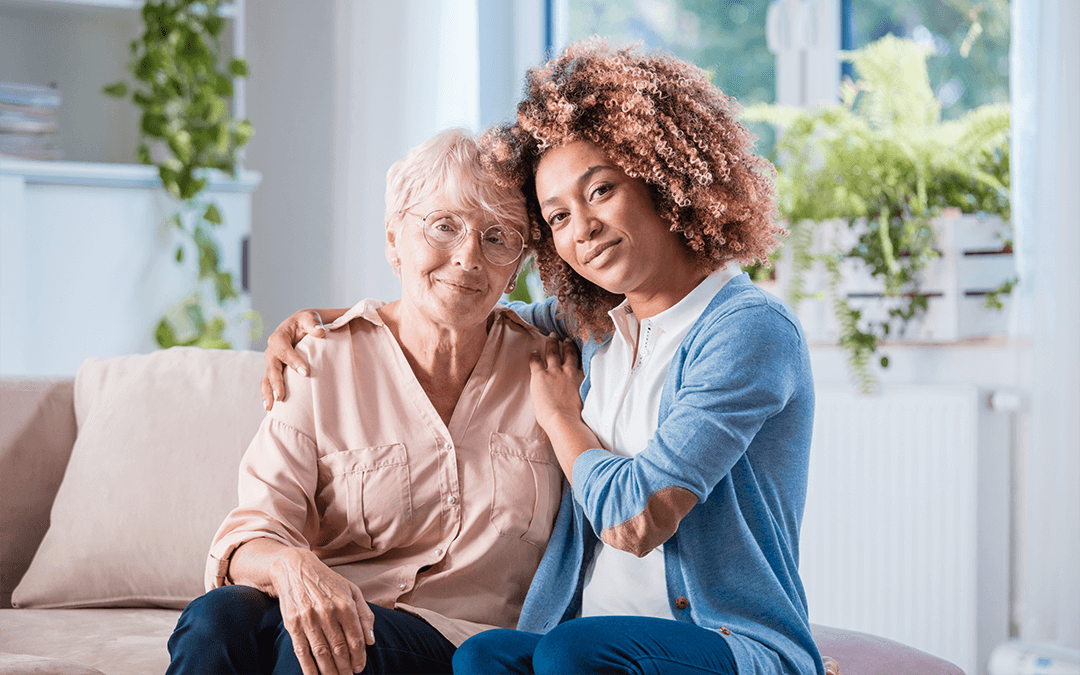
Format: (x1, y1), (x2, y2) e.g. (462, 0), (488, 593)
(509, 274), (823, 675)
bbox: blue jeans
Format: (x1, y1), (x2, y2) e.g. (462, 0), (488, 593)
(452, 616), (738, 675)
(166, 585), (456, 674)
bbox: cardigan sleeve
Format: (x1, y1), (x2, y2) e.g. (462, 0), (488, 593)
(505, 297), (574, 340)
(570, 301), (808, 557)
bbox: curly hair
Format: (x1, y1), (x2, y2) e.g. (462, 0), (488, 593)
(482, 38), (784, 339)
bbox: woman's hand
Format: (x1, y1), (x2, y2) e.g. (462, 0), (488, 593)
(262, 309), (342, 410)
(529, 337), (585, 427)
(529, 337), (598, 480)
(269, 547), (376, 675)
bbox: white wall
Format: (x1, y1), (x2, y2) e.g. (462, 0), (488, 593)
(245, 2), (338, 346)
(245, 0), (545, 346)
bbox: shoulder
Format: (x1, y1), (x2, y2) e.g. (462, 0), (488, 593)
(296, 298), (386, 362)
(694, 276), (806, 348)
(492, 304), (550, 356)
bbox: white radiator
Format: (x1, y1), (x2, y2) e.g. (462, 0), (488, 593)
(800, 385), (984, 673)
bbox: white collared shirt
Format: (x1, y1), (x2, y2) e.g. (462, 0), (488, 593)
(580, 263), (741, 619)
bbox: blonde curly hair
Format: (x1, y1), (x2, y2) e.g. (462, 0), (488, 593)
(483, 38), (784, 338)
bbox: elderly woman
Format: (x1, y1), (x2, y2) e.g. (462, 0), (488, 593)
(267, 41), (833, 675)
(165, 128), (563, 675)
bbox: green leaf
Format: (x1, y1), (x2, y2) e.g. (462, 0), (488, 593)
(140, 112), (167, 138)
(203, 203), (222, 224)
(215, 271), (238, 304)
(167, 129), (194, 163)
(229, 58), (249, 78)
(204, 14), (226, 36)
(507, 267), (533, 303)
(154, 318), (178, 349)
(195, 230), (220, 278)
(175, 245), (184, 262)
(214, 73), (233, 97)
(234, 119), (254, 147)
(159, 165), (181, 199)
(102, 81), (128, 98)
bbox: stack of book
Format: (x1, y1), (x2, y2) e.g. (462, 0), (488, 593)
(0, 82), (62, 161)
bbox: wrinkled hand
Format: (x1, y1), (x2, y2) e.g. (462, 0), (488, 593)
(270, 548), (375, 675)
(262, 310), (326, 410)
(823, 656), (842, 675)
(528, 337), (584, 428)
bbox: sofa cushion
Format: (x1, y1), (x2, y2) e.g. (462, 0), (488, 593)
(0, 379), (77, 609)
(0, 608), (179, 675)
(0, 652), (104, 675)
(11, 348), (266, 609)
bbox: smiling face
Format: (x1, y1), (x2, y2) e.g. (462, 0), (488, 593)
(534, 140), (703, 315)
(386, 195), (521, 332)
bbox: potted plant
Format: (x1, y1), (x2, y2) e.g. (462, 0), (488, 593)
(743, 34), (1011, 391)
(103, 0), (256, 348)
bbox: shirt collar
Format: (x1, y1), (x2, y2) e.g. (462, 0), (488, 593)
(606, 261), (743, 342)
(326, 298), (532, 333)
(326, 299), (388, 329)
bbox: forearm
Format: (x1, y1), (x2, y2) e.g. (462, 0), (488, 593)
(540, 413), (601, 484)
(227, 537), (300, 595)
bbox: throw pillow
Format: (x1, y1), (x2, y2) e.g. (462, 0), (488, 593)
(12, 347), (266, 608)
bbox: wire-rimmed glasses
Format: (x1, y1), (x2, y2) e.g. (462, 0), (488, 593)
(408, 210), (525, 266)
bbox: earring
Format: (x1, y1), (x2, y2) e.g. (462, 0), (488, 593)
(505, 281), (516, 293)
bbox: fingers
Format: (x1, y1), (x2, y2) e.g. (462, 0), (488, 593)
(263, 348), (289, 410)
(354, 585), (376, 646)
(299, 310), (328, 339)
(261, 375), (275, 412)
(290, 629), (322, 675)
(286, 599), (362, 675)
(263, 311), (325, 409)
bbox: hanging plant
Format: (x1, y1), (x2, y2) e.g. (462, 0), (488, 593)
(743, 34), (1011, 391)
(103, 0), (256, 348)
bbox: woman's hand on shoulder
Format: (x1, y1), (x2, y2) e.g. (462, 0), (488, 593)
(528, 336), (584, 427)
(269, 547), (376, 675)
(262, 309), (340, 411)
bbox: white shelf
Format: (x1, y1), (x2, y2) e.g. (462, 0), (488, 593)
(0, 157), (260, 191)
(0, 0), (236, 18)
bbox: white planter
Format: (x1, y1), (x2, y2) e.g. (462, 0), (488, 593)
(776, 214), (1015, 343)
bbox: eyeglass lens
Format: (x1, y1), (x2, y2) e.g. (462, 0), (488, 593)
(422, 211), (523, 265)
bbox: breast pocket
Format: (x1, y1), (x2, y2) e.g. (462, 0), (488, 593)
(317, 444), (412, 552)
(489, 432), (563, 550)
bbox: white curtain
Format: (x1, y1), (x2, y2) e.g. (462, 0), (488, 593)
(1010, 0), (1080, 649)
(331, 0), (483, 306)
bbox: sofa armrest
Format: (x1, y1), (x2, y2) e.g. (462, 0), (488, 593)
(0, 378), (77, 608)
(812, 624), (966, 675)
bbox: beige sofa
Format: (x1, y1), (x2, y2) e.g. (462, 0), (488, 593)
(0, 348), (966, 675)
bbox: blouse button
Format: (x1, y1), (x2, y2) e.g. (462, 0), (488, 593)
(435, 548), (443, 556)
(398, 583), (406, 591)
(674, 596), (689, 610)
(443, 441), (452, 451)
(448, 495), (457, 505)
(719, 626), (732, 636)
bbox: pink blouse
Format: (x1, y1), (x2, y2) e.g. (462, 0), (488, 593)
(206, 300), (563, 645)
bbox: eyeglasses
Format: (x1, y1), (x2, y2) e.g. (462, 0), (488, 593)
(407, 210), (525, 266)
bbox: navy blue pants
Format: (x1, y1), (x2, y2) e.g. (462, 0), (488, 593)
(166, 585), (456, 674)
(452, 616), (738, 674)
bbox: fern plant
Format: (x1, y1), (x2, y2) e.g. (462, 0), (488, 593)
(103, 0), (256, 349)
(743, 35), (1011, 391)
